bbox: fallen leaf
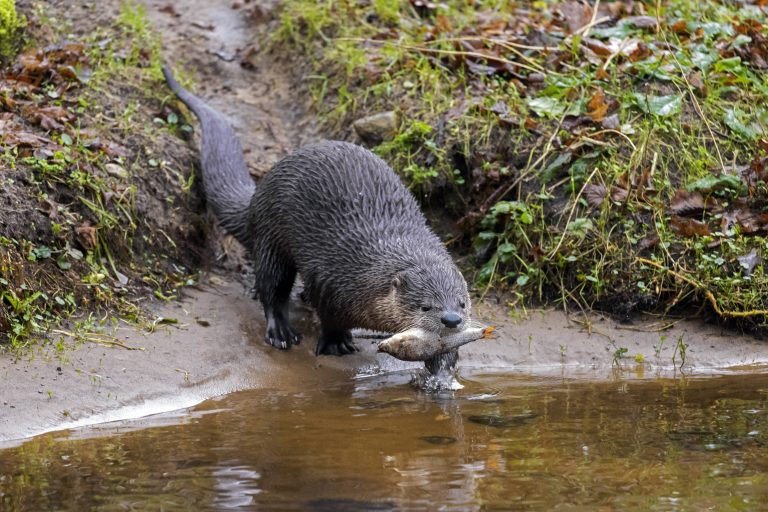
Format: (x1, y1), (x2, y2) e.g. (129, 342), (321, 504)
(669, 189), (706, 216)
(75, 224), (98, 251)
(637, 234), (660, 251)
(584, 183), (608, 207)
(737, 249), (762, 277)
(633, 93), (683, 117)
(688, 71), (707, 96)
(587, 88), (608, 122)
(559, 2), (593, 34)
(736, 210), (768, 235)
(624, 16), (660, 30)
(583, 38), (613, 57)
(610, 186), (629, 202)
(601, 113), (620, 129)
(670, 216), (711, 237)
(527, 96), (565, 117)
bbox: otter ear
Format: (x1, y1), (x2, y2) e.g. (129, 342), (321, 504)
(392, 272), (404, 288)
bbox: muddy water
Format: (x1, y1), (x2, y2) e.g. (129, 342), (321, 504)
(3, 371), (768, 510)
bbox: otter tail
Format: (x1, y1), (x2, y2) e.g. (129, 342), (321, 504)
(162, 65), (255, 248)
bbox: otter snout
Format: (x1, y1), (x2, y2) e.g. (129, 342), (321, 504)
(440, 312), (462, 328)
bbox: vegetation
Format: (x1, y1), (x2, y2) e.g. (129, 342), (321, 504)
(0, 3), (200, 348)
(278, 0), (768, 329)
(0, 0), (22, 59)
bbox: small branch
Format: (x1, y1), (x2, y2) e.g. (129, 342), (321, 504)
(636, 258), (768, 319)
(51, 329), (145, 350)
(549, 166), (600, 258)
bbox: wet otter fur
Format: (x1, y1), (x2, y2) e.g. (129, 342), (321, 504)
(163, 67), (471, 359)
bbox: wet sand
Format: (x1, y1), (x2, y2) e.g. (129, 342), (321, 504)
(2, 273), (768, 445)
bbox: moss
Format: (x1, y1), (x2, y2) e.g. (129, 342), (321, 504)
(0, 0), (22, 60)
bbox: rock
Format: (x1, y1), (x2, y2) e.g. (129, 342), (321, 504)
(104, 163), (128, 179)
(353, 111), (396, 143)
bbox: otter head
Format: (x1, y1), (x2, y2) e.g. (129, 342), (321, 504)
(391, 258), (471, 333)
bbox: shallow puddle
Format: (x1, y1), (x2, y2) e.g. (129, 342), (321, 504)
(2, 370), (768, 510)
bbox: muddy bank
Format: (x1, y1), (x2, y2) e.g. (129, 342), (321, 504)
(3, 272), (768, 445)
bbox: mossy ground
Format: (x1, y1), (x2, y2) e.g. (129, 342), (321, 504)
(0, 1), (205, 348)
(277, 0), (768, 330)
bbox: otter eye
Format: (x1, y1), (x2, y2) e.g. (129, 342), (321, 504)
(460, 302), (466, 309)
(421, 306), (432, 312)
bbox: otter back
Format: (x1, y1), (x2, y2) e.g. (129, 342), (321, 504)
(164, 67), (471, 364)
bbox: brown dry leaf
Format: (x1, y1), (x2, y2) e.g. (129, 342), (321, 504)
(583, 38), (613, 57)
(524, 117), (539, 131)
(559, 2), (593, 34)
(670, 216), (711, 237)
(734, 20), (768, 69)
(75, 224), (98, 251)
(669, 189), (706, 217)
(688, 71), (707, 96)
(435, 15), (452, 34)
(584, 183), (608, 208)
(637, 234), (660, 251)
(671, 20), (689, 34)
(637, 168), (653, 193)
(38, 197), (59, 220)
(628, 42), (652, 62)
(736, 210), (768, 235)
(24, 105), (75, 132)
(10, 43), (87, 85)
(610, 186), (629, 202)
(587, 88), (608, 122)
(624, 16), (660, 30)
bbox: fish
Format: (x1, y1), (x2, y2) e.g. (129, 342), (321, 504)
(377, 325), (495, 362)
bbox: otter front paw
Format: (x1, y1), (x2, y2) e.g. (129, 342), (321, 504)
(315, 329), (358, 356)
(265, 315), (300, 350)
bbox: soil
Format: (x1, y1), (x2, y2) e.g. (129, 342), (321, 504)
(2, 0), (768, 445)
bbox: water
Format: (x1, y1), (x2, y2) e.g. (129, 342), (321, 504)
(2, 370), (768, 510)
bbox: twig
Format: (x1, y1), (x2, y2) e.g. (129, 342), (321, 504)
(51, 329), (145, 350)
(336, 38), (547, 75)
(637, 258), (768, 319)
(549, 166), (600, 258)
(581, 0), (602, 40)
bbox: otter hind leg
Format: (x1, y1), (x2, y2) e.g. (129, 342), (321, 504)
(255, 249), (300, 350)
(316, 324), (358, 356)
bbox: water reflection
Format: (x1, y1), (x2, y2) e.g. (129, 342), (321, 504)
(2, 372), (768, 510)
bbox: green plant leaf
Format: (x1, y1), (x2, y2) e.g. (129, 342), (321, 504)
(527, 97), (565, 118)
(686, 174), (745, 195)
(724, 108), (762, 140)
(632, 93), (682, 117)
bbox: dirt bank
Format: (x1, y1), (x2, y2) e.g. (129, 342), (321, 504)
(2, 0), (768, 446)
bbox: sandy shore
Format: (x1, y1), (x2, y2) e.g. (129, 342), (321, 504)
(3, 274), (767, 445)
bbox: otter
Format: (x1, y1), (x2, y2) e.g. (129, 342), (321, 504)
(162, 67), (471, 364)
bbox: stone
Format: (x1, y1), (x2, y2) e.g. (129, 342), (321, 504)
(352, 111), (397, 143)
